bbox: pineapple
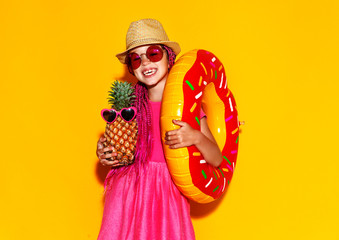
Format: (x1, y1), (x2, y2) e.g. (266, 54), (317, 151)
(103, 80), (138, 165)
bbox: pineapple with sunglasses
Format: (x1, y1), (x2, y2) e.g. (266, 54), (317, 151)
(101, 80), (138, 165)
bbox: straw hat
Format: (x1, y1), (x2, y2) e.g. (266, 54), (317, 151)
(116, 19), (181, 64)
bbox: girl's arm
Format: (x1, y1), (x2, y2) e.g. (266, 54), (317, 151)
(164, 118), (223, 167)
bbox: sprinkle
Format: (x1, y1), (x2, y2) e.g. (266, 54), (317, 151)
(203, 81), (207, 85)
(232, 128), (238, 135)
(195, 91), (202, 99)
(190, 102), (197, 112)
(231, 150), (238, 154)
(222, 178), (226, 192)
(228, 180), (230, 185)
(226, 164), (233, 172)
(200, 160), (206, 164)
(229, 97), (234, 112)
(224, 76), (228, 89)
(211, 68), (213, 79)
(210, 62), (215, 68)
(199, 76), (202, 86)
(218, 167), (225, 177)
(213, 186), (219, 192)
(185, 80), (194, 90)
(201, 170), (207, 179)
(213, 171), (218, 180)
(195, 116), (200, 125)
(219, 65), (223, 71)
(215, 70), (217, 80)
(223, 156), (231, 165)
(205, 178), (213, 188)
(200, 62), (207, 75)
(219, 73), (223, 88)
(193, 152), (201, 156)
(215, 169), (220, 178)
(225, 115), (233, 122)
(236, 136), (239, 144)
(226, 90), (230, 97)
(212, 57), (216, 62)
(222, 168), (229, 172)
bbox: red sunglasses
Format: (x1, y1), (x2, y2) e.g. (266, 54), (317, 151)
(101, 107), (137, 123)
(127, 45), (164, 70)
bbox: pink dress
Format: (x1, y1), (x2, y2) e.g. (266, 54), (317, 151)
(97, 101), (195, 240)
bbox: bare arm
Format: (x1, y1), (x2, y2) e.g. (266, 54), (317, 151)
(164, 118), (223, 167)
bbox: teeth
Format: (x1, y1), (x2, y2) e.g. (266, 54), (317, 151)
(143, 69), (156, 76)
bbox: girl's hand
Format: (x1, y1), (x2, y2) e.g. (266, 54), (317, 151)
(96, 136), (123, 167)
(165, 118), (223, 167)
(164, 120), (199, 149)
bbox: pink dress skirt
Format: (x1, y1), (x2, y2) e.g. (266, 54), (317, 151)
(97, 101), (195, 240)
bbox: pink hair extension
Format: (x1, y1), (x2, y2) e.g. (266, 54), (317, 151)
(133, 81), (152, 168)
(104, 82), (152, 189)
(162, 45), (176, 70)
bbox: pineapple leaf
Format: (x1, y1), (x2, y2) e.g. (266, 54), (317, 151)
(108, 80), (136, 110)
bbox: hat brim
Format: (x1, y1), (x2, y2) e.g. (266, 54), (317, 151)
(116, 40), (181, 64)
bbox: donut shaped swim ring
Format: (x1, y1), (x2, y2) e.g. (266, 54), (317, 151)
(160, 49), (239, 203)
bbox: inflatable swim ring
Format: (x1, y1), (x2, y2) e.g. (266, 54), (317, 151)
(161, 49), (239, 203)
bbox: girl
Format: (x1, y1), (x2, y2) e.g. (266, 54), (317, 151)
(97, 18), (222, 240)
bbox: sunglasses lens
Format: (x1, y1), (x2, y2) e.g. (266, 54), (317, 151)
(129, 53), (141, 70)
(121, 108), (136, 122)
(146, 46), (163, 62)
(103, 110), (116, 123)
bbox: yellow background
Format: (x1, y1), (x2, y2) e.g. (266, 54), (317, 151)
(1, 0), (338, 239)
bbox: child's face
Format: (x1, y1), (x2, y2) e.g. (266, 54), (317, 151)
(130, 45), (169, 88)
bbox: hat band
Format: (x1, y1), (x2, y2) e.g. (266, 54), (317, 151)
(127, 38), (168, 50)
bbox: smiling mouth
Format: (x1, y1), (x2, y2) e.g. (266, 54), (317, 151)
(143, 69), (157, 76)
